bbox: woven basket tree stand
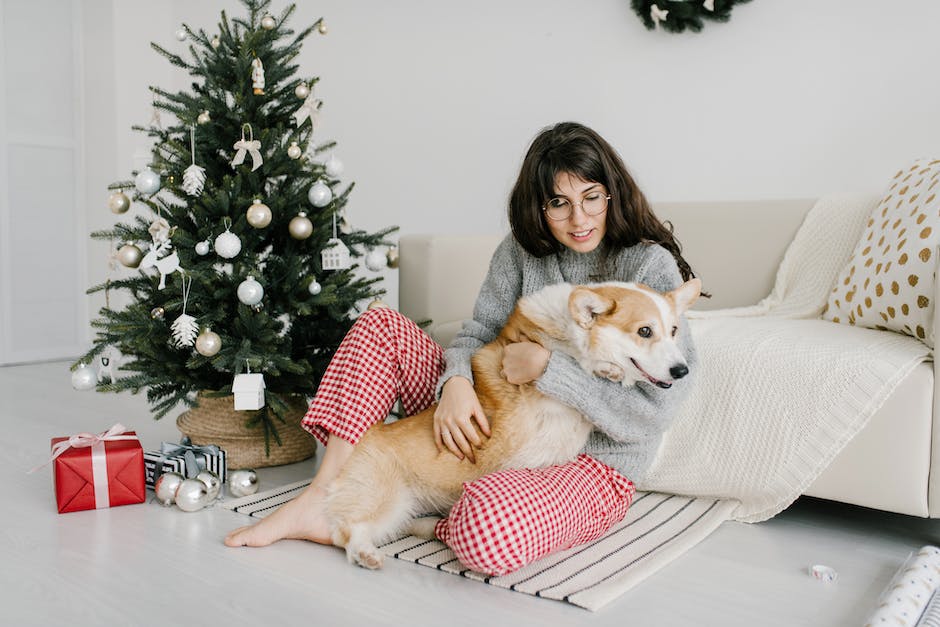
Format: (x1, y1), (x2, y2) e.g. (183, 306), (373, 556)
(176, 392), (317, 469)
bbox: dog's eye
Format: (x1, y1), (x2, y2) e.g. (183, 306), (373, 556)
(638, 326), (652, 338)
(671, 326), (678, 337)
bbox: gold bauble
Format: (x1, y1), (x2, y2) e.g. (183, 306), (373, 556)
(150, 307), (165, 320)
(260, 14), (276, 30)
(108, 191), (131, 214)
(197, 110), (211, 124)
(289, 213), (313, 240)
(246, 199), (272, 228)
(317, 21), (328, 35)
(195, 329), (222, 357)
(117, 244), (143, 268)
(210, 36), (221, 49)
(386, 246), (400, 268)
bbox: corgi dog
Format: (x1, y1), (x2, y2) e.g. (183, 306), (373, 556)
(326, 278), (701, 569)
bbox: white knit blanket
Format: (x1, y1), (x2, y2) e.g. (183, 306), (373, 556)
(640, 193), (932, 523)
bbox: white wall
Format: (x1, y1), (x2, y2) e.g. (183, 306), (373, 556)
(86, 0), (940, 316)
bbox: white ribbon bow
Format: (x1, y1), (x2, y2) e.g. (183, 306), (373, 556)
(293, 93), (322, 129)
(29, 423), (136, 473)
(651, 4), (670, 28)
(231, 138), (263, 171)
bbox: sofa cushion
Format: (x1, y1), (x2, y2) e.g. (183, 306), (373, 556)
(822, 158), (940, 348)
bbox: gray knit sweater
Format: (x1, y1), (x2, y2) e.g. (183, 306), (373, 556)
(436, 234), (698, 482)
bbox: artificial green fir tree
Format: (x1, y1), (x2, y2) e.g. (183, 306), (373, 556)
(72, 0), (396, 451)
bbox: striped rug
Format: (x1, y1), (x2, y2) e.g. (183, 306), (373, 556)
(222, 479), (736, 611)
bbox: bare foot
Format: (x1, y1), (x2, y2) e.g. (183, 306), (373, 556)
(224, 482), (332, 547)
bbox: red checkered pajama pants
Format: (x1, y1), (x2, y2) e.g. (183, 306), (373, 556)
(301, 307), (636, 576)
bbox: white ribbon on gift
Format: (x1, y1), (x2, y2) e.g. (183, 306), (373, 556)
(30, 423), (138, 507)
(293, 93), (322, 129)
(230, 123), (263, 171)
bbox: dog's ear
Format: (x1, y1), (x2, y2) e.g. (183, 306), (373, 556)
(668, 278), (702, 314)
(569, 287), (615, 329)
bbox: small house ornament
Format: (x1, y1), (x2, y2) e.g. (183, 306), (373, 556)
(232, 369), (266, 410)
(321, 212), (351, 270)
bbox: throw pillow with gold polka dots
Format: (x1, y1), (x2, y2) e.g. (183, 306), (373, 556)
(821, 158), (940, 348)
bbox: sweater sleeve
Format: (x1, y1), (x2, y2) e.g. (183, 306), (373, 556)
(534, 244), (698, 443)
(435, 234), (523, 399)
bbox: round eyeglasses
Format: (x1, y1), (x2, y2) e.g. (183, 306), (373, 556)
(542, 192), (610, 221)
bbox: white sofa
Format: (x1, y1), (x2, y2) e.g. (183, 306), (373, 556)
(398, 199), (938, 518)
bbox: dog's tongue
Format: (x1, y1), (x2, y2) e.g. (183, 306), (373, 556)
(631, 359), (673, 389)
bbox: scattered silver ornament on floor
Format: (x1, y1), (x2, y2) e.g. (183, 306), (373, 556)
(175, 478), (210, 512)
(154, 471), (184, 506)
(228, 469), (259, 497)
(195, 470), (222, 501)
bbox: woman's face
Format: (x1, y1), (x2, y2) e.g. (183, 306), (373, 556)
(544, 172), (608, 253)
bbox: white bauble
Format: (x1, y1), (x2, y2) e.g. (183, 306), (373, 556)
(175, 478), (209, 512)
(195, 329), (221, 357)
(71, 363), (97, 391)
(197, 110), (211, 125)
(237, 276), (264, 306)
(175, 27), (187, 41)
(294, 82), (310, 99)
(214, 230), (242, 259)
(307, 278), (322, 295)
(246, 199), (272, 228)
(307, 180), (332, 207)
(195, 240), (210, 256)
(210, 36), (221, 49)
(135, 168), (161, 195)
(287, 142), (302, 160)
(260, 14), (276, 30)
(324, 154), (344, 177)
(228, 469), (259, 497)
(364, 249), (387, 272)
(289, 213), (313, 240)
(108, 191), (131, 214)
(154, 472), (184, 506)
(195, 470), (222, 501)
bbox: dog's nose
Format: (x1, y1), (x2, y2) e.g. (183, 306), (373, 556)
(669, 364), (689, 380)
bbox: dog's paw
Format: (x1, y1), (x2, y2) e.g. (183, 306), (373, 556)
(593, 362), (624, 382)
(348, 544), (384, 570)
(407, 516), (441, 540)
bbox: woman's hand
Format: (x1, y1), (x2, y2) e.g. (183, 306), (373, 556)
(434, 377), (491, 463)
(501, 341), (550, 385)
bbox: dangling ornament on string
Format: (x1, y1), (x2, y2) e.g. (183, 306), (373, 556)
(148, 216), (171, 245)
(71, 362), (97, 391)
(182, 125), (206, 197)
(170, 274), (199, 348)
(214, 218), (242, 258)
(233, 362), (266, 411)
(321, 211), (351, 270)
(251, 57), (265, 95)
(140, 240), (181, 290)
(108, 191), (131, 214)
(97, 347), (118, 384)
(364, 248), (387, 272)
(293, 91), (322, 129)
(308, 180), (332, 207)
(135, 167), (161, 195)
(231, 123), (263, 171)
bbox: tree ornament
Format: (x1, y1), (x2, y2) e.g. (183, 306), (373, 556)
(246, 199), (272, 228)
(97, 348), (118, 383)
(386, 246), (400, 268)
(293, 92), (322, 129)
(182, 126), (207, 197)
(197, 110), (210, 125)
(228, 469), (259, 497)
(631, 0), (753, 33)
(289, 212), (314, 240)
(307, 277), (322, 295)
(231, 123), (263, 171)
(195, 328), (221, 357)
(324, 154), (344, 177)
(318, 20), (328, 35)
(260, 14), (276, 30)
(321, 213), (352, 270)
(170, 275), (198, 348)
(108, 191), (131, 214)
(650, 4), (669, 28)
(195, 240), (210, 256)
(237, 276), (264, 306)
(175, 478), (210, 512)
(364, 248), (387, 272)
(307, 180), (332, 207)
(210, 36), (220, 49)
(367, 299), (387, 310)
(117, 243), (143, 268)
(71, 362), (97, 391)
(287, 142), (302, 160)
(154, 471), (184, 506)
(151, 307), (165, 320)
(233, 368), (266, 410)
(294, 82), (310, 99)
(148, 217), (171, 245)
(140, 240), (181, 290)
(214, 222), (242, 259)
(195, 470), (222, 501)
(135, 168), (161, 195)
(251, 57), (265, 95)
(175, 26), (187, 41)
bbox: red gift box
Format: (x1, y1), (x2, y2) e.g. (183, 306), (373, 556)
(50, 424), (146, 514)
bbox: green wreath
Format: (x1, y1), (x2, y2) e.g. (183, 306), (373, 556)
(631, 0), (753, 33)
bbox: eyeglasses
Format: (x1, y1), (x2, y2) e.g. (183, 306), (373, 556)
(542, 192), (611, 221)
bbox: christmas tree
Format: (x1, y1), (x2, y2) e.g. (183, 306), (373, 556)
(72, 0), (396, 450)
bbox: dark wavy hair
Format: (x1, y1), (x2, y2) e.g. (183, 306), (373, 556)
(508, 121), (696, 283)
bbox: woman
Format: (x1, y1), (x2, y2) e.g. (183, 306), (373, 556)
(225, 121), (698, 576)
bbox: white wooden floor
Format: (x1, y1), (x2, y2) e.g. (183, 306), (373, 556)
(4, 361), (938, 626)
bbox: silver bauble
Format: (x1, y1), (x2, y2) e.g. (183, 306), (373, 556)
(214, 230), (242, 259)
(135, 168), (161, 195)
(364, 249), (387, 272)
(287, 142), (302, 160)
(195, 240), (211, 256)
(195, 329), (221, 357)
(175, 478), (209, 512)
(210, 36), (221, 49)
(108, 191), (131, 214)
(324, 154), (344, 177)
(228, 469), (259, 497)
(289, 213), (313, 240)
(308, 278), (322, 295)
(260, 14), (276, 30)
(246, 199), (272, 228)
(195, 470), (222, 501)
(307, 180), (332, 207)
(150, 307), (165, 320)
(294, 82), (310, 99)
(197, 110), (211, 125)
(117, 243), (143, 268)
(386, 246), (400, 268)
(175, 27), (187, 41)
(237, 276), (264, 306)
(154, 471), (184, 506)
(71, 363), (97, 391)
